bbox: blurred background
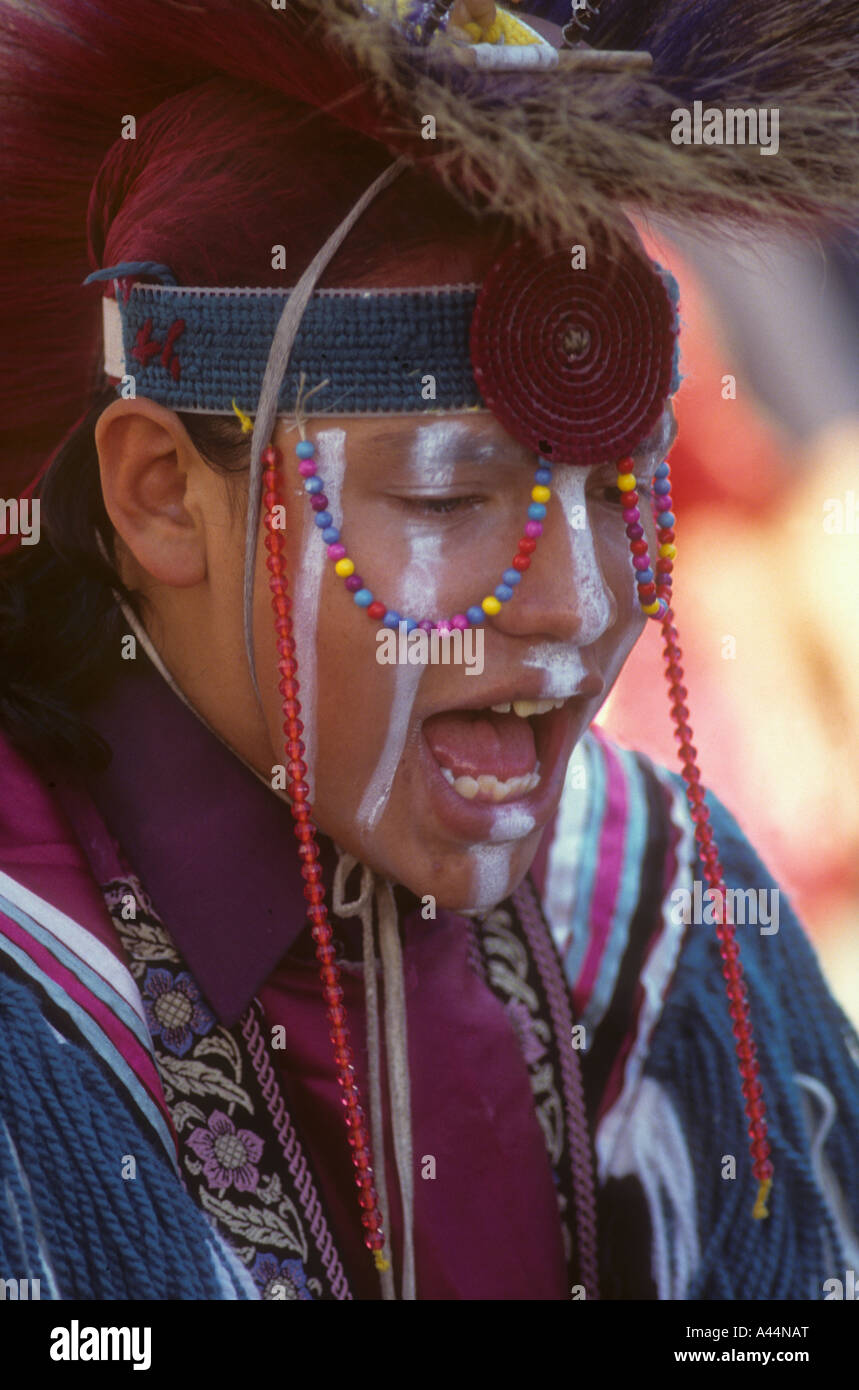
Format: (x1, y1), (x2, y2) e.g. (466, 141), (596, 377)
(596, 219), (859, 1029)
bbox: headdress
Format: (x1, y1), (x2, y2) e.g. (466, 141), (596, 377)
(2, 0), (857, 1297)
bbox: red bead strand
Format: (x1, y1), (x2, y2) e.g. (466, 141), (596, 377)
(648, 471), (773, 1219)
(262, 443), (390, 1271)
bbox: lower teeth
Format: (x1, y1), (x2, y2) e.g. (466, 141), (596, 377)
(440, 764), (541, 802)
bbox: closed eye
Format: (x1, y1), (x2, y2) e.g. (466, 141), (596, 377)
(397, 494), (484, 517)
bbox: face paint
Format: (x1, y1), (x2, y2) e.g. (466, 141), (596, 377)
(552, 468), (614, 644)
(486, 803), (538, 843)
(292, 427), (347, 801)
(467, 842), (517, 911)
(407, 420), (463, 487)
(355, 660), (424, 834)
(354, 425), (460, 835)
(523, 641), (589, 698)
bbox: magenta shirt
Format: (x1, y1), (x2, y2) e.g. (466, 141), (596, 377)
(71, 656), (569, 1299)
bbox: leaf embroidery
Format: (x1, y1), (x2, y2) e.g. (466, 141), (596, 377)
(195, 1031), (243, 1076)
(198, 1191), (308, 1260)
(158, 1054), (253, 1114)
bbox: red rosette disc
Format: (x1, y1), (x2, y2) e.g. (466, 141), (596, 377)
(470, 240), (677, 465)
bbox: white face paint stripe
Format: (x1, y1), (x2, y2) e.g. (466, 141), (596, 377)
(551, 469), (614, 645)
(292, 428), (346, 802)
(523, 642), (589, 697)
(467, 842), (517, 910)
(355, 423), (463, 833)
(355, 662), (424, 833)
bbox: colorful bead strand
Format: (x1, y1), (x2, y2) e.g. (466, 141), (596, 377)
(620, 453), (773, 1218)
(617, 456), (671, 621)
(297, 435), (552, 630)
(263, 442), (390, 1272)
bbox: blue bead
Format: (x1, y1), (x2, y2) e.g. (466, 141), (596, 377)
(354, 588), (373, 607)
(494, 584), (514, 602)
(655, 461), (670, 478)
(322, 526), (340, 544)
(404, 617), (419, 633)
(535, 467), (552, 486)
(657, 511), (675, 528)
(466, 606), (485, 625)
(383, 610), (402, 628)
(313, 511), (332, 529)
(304, 475), (324, 493)
(635, 567), (654, 585)
(654, 477), (671, 495)
(527, 502), (547, 521)
(502, 569), (521, 587)
(296, 440), (315, 459)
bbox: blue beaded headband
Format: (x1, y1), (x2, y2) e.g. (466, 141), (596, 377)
(91, 273), (485, 417)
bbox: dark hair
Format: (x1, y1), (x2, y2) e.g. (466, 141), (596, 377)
(0, 389), (249, 771)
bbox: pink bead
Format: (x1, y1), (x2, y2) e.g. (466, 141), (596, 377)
(622, 507), (641, 524)
(633, 555), (651, 570)
(298, 460), (317, 477)
(451, 614), (468, 630)
(327, 543), (346, 561)
(436, 619), (452, 633)
(626, 523), (644, 540)
(524, 520), (543, 538)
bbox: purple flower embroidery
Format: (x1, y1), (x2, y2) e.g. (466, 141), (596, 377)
(187, 1110), (264, 1193)
(251, 1252), (313, 1301)
(142, 967), (215, 1057)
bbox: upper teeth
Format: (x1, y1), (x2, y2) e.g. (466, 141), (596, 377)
(490, 698), (566, 717)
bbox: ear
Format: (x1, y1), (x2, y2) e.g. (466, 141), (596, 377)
(95, 397), (216, 588)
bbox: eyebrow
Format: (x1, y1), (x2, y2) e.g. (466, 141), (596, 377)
(368, 425), (520, 465)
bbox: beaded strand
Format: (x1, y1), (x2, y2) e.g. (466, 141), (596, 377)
(297, 435), (552, 629)
(617, 454), (774, 1218)
(262, 442), (390, 1273)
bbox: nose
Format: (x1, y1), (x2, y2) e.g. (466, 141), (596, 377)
(493, 467), (618, 645)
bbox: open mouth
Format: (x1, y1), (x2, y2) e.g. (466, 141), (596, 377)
(424, 698), (566, 804)
(417, 686), (598, 844)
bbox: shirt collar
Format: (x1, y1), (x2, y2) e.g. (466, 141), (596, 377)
(83, 652), (316, 1026)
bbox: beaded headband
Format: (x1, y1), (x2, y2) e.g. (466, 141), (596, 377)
(89, 238), (680, 467)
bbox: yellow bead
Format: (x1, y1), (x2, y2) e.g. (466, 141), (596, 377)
(658, 543), (677, 559)
(641, 600), (660, 616)
(617, 472), (637, 492)
(463, 21), (482, 40)
(481, 596), (502, 617)
(334, 557), (355, 578)
(531, 484), (551, 504)
(483, 19), (502, 41)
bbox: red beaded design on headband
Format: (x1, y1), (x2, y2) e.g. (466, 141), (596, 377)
(470, 239), (677, 467)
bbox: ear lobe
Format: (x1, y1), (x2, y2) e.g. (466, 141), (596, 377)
(95, 398), (208, 588)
